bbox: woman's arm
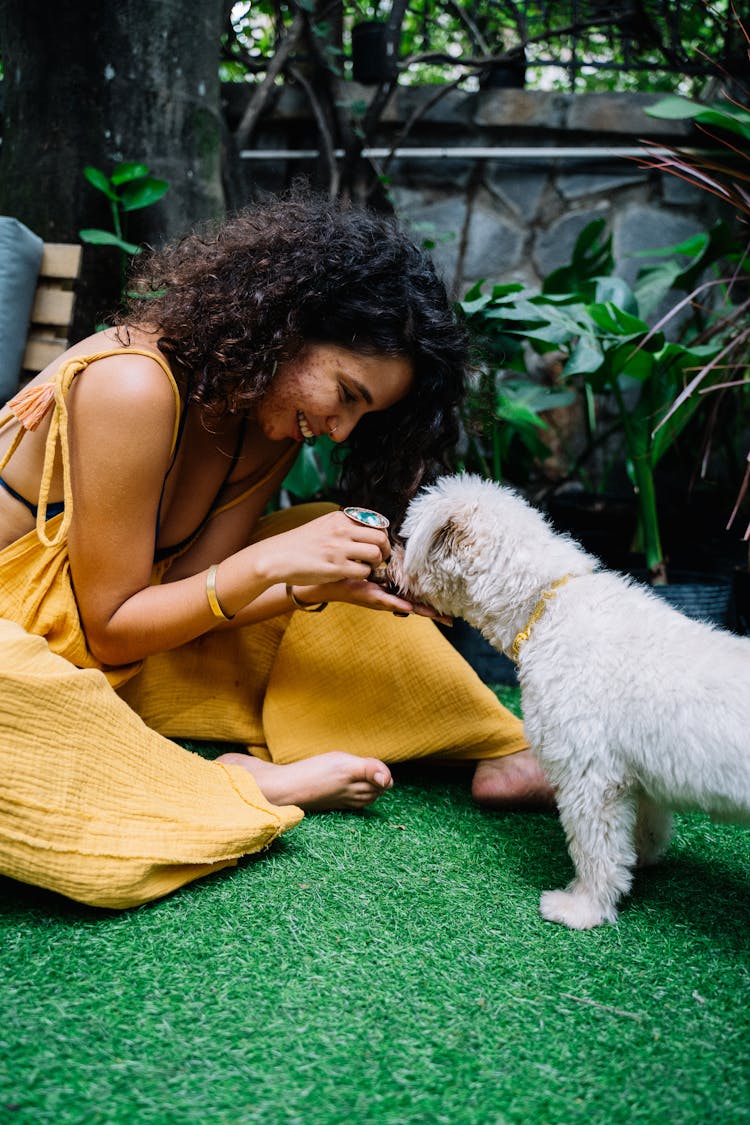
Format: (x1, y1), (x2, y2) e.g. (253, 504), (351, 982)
(66, 352), (203, 664)
(65, 357), (417, 667)
(78, 502), (411, 665)
(164, 481), (423, 626)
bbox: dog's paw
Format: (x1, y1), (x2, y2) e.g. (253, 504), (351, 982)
(539, 889), (616, 930)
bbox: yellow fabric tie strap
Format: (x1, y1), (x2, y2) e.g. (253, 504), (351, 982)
(0, 346), (181, 549)
(511, 574), (574, 663)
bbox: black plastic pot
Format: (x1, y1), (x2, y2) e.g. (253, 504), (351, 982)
(732, 567), (750, 634)
(632, 570), (734, 628)
(545, 492), (637, 570)
(479, 56), (526, 89)
(351, 22), (393, 84)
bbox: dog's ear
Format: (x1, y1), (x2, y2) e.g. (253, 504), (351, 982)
(429, 513), (475, 559)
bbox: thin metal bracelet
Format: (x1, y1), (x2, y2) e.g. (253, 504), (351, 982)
(206, 564), (235, 621)
(285, 583), (328, 613)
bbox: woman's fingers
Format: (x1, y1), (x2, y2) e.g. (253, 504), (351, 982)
(337, 521), (391, 561)
(273, 511), (393, 587)
(347, 542), (387, 569)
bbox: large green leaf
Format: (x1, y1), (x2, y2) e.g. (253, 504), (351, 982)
(593, 275), (639, 315)
(632, 259), (688, 317)
(543, 218), (613, 295)
(513, 322), (574, 346)
(495, 393), (549, 431)
(631, 231), (710, 261)
(586, 301), (647, 337)
(119, 177), (170, 212)
(563, 334), (604, 377)
(480, 297), (548, 323)
(646, 96), (750, 141)
(495, 379), (575, 425)
(490, 282), (526, 300)
(631, 379), (696, 468)
(635, 340), (721, 464)
(110, 162), (150, 185)
(520, 299), (590, 336)
(461, 280), (485, 304)
(460, 292), (492, 316)
(655, 339), (720, 368)
(644, 95), (708, 120)
(79, 228), (142, 254)
(692, 107), (750, 142)
(632, 221), (740, 315)
(83, 165), (117, 201)
(281, 436), (339, 499)
(609, 341), (655, 381)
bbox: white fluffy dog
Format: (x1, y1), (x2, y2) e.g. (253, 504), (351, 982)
(390, 473), (750, 929)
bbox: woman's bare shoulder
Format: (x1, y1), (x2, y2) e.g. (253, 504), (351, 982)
(60, 328), (179, 419)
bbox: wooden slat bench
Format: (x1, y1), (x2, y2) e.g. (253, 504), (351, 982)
(23, 243), (82, 374)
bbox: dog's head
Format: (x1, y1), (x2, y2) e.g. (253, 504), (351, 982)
(388, 475), (497, 619)
(389, 473), (586, 629)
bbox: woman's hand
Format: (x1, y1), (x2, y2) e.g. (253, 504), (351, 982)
(248, 511), (451, 623)
(253, 509), (392, 588)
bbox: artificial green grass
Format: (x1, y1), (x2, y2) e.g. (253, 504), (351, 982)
(1, 685), (749, 1125)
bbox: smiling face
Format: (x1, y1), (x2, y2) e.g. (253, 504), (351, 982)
(255, 343), (414, 445)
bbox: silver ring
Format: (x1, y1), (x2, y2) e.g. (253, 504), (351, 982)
(343, 506), (390, 530)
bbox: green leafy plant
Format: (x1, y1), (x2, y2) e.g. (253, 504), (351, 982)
(467, 219), (732, 584)
(280, 435), (341, 503)
(224, 0), (734, 94)
(458, 282), (576, 485)
(640, 86), (750, 544)
(79, 161), (169, 285)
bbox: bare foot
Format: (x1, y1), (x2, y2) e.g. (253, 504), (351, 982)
(471, 750), (556, 811)
(217, 750), (393, 811)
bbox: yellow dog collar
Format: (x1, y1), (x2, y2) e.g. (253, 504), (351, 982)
(511, 575), (574, 663)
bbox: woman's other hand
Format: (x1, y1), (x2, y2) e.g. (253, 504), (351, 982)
(288, 576), (453, 625)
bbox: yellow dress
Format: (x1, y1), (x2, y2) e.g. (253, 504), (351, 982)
(0, 348), (527, 909)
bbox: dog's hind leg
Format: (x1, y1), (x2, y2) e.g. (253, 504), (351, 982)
(539, 771), (637, 929)
(634, 795), (673, 867)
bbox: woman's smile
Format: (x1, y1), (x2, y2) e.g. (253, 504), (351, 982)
(257, 343), (414, 445)
(296, 410), (316, 442)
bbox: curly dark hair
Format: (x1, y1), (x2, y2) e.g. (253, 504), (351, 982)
(119, 189), (468, 520)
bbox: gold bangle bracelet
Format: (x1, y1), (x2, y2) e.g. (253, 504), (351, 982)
(285, 583), (328, 613)
(206, 564), (235, 621)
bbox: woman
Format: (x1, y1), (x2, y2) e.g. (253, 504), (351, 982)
(0, 193), (551, 909)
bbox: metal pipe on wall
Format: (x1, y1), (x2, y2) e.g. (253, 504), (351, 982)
(239, 145), (692, 160)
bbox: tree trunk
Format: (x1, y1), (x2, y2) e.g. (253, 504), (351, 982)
(0, 0), (226, 341)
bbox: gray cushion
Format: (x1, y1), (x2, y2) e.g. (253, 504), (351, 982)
(0, 216), (44, 400)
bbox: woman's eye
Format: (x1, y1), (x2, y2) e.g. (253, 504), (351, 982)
(341, 384), (357, 404)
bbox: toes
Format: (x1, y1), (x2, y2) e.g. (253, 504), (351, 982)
(222, 750), (393, 812)
(361, 759), (393, 790)
(350, 780), (388, 807)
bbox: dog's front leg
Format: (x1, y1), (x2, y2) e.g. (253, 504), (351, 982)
(539, 772), (638, 929)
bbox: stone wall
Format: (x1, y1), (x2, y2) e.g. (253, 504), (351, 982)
(224, 83), (714, 300)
